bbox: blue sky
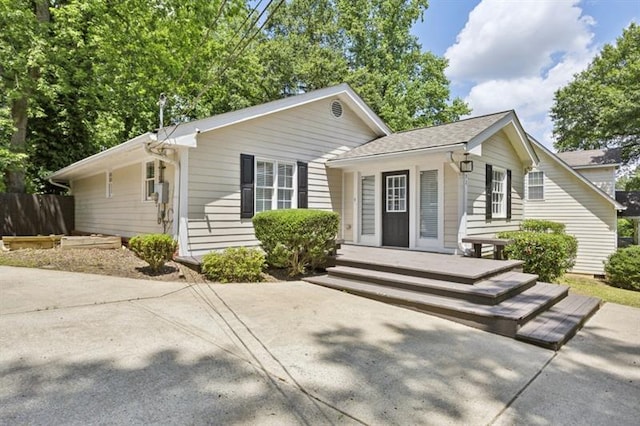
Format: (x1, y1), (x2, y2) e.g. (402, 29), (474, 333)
(413, 0), (638, 149)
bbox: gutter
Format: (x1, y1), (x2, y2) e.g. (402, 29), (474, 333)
(328, 143), (467, 167)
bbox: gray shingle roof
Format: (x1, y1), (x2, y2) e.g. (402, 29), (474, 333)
(616, 191), (640, 217)
(556, 148), (621, 167)
(330, 111), (512, 161)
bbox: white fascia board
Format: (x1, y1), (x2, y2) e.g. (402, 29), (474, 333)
(159, 84), (390, 140)
(48, 132), (154, 181)
(528, 135), (626, 210)
(327, 143), (466, 167)
(571, 163), (621, 170)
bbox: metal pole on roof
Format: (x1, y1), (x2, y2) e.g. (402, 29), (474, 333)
(158, 93), (166, 129)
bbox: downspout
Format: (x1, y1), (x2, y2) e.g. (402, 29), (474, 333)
(48, 179), (71, 192)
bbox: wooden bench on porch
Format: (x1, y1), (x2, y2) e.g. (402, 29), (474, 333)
(462, 237), (513, 260)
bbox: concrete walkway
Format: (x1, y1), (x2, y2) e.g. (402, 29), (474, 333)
(1, 266), (638, 425)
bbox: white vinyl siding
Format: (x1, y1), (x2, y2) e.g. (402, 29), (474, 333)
(527, 171), (544, 200)
(72, 161), (174, 237)
(186, 98), (376, 255)
(420, 170), (438, 238)
(361, 175), (375, 235)
(466, 130), (523, 241)
(577, 167), (616, 197)
(525, 147), (617, 275)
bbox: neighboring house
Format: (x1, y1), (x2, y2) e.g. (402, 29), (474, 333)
(615, 190), (640, 245)
(48, 84), (390, 257)
(524, 142), (625, 275)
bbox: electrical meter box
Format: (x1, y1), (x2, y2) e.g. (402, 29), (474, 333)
(154, 182), (169, 204)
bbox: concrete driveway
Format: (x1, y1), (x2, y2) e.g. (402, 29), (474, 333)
(1, 266), (638, 425)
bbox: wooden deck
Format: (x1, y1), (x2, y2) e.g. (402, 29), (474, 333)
(304, 245), (601, 350)
(336, 245), (524, 284)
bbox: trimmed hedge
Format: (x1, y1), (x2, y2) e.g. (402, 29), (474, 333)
(521, 219), (565, 234)
(605, 246), (640, 291)
(253, 209), (339, 276)
(201, 247), (265, 283)
(498, 230), (577, 282)
(129, 233), (177, 273)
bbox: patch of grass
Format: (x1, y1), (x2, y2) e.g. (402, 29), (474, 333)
(558, 274), (640, 308)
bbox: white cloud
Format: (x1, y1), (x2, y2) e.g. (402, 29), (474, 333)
(444, 0), (598, 149)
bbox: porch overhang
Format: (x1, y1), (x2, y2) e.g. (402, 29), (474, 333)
(327, 143), (467, 168)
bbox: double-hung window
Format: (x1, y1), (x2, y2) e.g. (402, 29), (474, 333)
(255, 160), (295, 213)
(144, 161), (156, 201)
(492, 167), (507, 218)
(106, 171), (113, 198)
(527, 171), (544, 200)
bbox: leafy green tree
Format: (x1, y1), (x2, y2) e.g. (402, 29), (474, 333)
(0, 0), (50, 192)
(552, 23), (640, 166)
(261, 0), (469, 130)
(616, 166), (640, 191)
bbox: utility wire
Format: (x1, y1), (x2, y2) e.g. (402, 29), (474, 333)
(157, 0), (285, 144)
(174, 0), (230, 89)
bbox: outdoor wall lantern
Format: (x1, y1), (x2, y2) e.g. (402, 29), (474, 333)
(460, 153), (473, 173)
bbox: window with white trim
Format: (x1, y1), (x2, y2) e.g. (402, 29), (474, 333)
(386, 174), (407, 212)
(256, 160), (295, 213)
(492, 167), (507, 218)
(144, 161), (156, 201)
(106, 171), (113, 198)
(527, 171), (544, 200)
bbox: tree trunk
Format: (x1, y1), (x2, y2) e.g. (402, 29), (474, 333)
(5, 97), (28, 193)
(4, 0), (50, 193)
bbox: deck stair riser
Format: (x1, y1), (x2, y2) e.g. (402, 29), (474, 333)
(304, 276), (569, 338)
(516, 295), (602, 350)
(335, 258), (520, 285)
(307, 245), (601, 350)
(327, 266), (539, 305)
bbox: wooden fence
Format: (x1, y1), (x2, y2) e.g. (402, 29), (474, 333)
(0, 194), (74, 236)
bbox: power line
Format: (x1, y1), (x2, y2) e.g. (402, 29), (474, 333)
(174, 0), (231, 89)
(158, 0), (285, 144)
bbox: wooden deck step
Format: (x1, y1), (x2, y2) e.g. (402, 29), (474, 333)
(516, 294), (601, 350)
(336, 245), (523, 284)
(303, 276), (568, 337)
(327, 266), (538, 305)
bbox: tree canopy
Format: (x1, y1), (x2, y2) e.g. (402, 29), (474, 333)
(551, 23), (640, 166)
(1, 0), (467, 193)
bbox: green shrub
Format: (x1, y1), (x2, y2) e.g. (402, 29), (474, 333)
(253, 209), (339, 276)
(618, 218), (634, 238)
(129, 233), (177, 273)
(201, 247), (266, 283)
(605, 246), (640, 291)
(521, 219), (565, 234)
(498, 230), (577, 282)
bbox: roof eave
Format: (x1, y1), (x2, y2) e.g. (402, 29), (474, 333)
(528, 136), (625, 210)
(48, 132), (154, 182)
(327, 143), (466, 167)
(158, 84), (391, 141)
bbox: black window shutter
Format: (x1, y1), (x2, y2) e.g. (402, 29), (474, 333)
(506, 169), (512, 220)
(297, 161), (308, 209)
(240, 154), (254, 218)
(485, 164), (493, 220)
